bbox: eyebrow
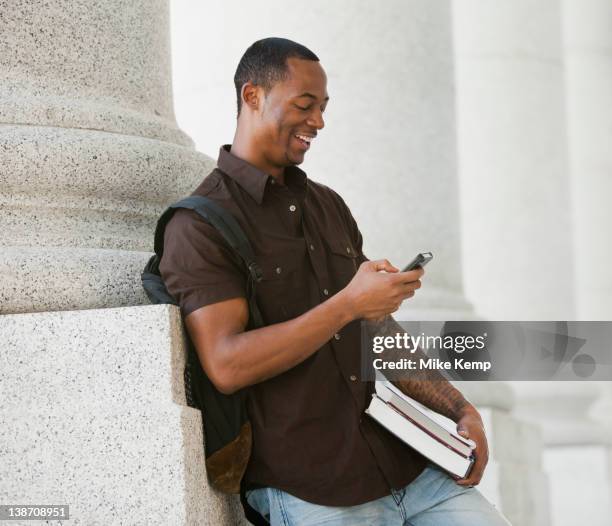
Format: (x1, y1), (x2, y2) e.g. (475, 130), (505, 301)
(296, 92), (330, 102)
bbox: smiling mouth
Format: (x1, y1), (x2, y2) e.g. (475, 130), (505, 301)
(294, 134), (314, 150)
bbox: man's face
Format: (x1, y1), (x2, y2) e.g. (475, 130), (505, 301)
(255, 58), (328, 168)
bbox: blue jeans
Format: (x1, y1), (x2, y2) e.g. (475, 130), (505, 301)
(245, 463), (512, 525)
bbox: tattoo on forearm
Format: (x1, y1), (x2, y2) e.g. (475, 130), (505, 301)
(367, 316), (472, 421)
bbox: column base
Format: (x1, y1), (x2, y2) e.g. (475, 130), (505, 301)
(544, 445), (612, 526)
(0, 304), (247, 525)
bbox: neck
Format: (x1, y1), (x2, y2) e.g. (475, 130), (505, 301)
(231, 127), (285, 183)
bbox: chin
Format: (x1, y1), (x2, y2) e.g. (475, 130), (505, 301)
(285, 152), (305, 166)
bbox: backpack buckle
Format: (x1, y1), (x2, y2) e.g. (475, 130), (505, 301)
(247, 262), (263, 283)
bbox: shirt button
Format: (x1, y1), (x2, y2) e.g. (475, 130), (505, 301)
(275, 267), (282, 274)
(270, 178), (275, 185)
(289, 204), (297, 212)
(323, 288), (329, 296)
(350, 375), (357, 382)
(309, 244), (315, 251)
(334, 333), (341, 340)
(346, 247), (351, 254)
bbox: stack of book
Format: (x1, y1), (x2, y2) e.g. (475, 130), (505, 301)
(365, 374), (476, 479)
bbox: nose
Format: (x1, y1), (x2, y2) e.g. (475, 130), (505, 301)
(307, 108), (325, 130)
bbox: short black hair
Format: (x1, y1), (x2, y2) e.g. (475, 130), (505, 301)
(234, 37), (319, 116)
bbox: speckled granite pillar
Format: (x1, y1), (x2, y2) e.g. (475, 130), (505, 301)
(0, 2), (242, 524)
(0, 304), (247, 525)
(0, 0), (213, 314)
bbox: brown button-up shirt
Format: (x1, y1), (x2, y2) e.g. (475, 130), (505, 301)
(159, 145), (427, 506)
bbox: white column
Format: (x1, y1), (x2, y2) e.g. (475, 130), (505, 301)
(453, 0), (575, 321)
(0, 0), (213, 314)
(546, 1), (612, 521)
(453, 0), (612, 524)
(513, 0), (612, 521)
(562, 0), (612, 320)
(562, 0), (612, 504)
(452, 1), (579, 524)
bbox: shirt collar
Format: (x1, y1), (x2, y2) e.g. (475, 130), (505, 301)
(217, 144), (307, 204)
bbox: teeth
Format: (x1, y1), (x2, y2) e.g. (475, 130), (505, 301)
(296, 134), (312, 143)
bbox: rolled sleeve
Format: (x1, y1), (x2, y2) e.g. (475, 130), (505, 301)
(158, 208), (247, 317)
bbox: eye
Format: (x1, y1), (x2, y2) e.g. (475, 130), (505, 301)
(294, 104), (311, 111)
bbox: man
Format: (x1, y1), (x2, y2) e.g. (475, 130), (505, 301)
(160, 37), (511, 525)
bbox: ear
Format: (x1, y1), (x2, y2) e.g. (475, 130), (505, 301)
(241, 82), (261, 112)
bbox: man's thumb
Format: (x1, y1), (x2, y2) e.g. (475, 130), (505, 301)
(373, 259), (399, 273)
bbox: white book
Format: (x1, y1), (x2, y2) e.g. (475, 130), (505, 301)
(366, 395), (475, 479)
(374, 380), (476, 458)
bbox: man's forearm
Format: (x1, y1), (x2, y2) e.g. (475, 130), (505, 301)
(216, 290), (355, 393)
(370, 317), (477, 422)
(394, 375), (476, 422)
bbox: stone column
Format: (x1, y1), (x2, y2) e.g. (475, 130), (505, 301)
(452, 0), (575, 321)
(0, 0), (213, 315)
(453, 0), (612, 524)
(451, 1), (580, 524)
(562, 0), (612, 321)
(562, 0), (612, 506)
(0, 304), (246, 525)
(518, 2), (612, 524)
(0, 2), (245, 523)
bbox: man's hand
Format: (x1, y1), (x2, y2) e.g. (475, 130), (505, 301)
(455, 407), (489, 487)
(342, 259), (423, 321)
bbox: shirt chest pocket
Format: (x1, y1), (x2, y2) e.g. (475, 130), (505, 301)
(324, 237), (360, 291)
(254, 253), (309, 323)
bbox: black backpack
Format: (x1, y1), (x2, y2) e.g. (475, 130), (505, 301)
(141, 195), (268, 525)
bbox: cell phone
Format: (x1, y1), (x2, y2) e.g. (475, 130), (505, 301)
(402, 252), (433, 272)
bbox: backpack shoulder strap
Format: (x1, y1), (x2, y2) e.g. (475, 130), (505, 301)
(154, 195), (264, 328)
